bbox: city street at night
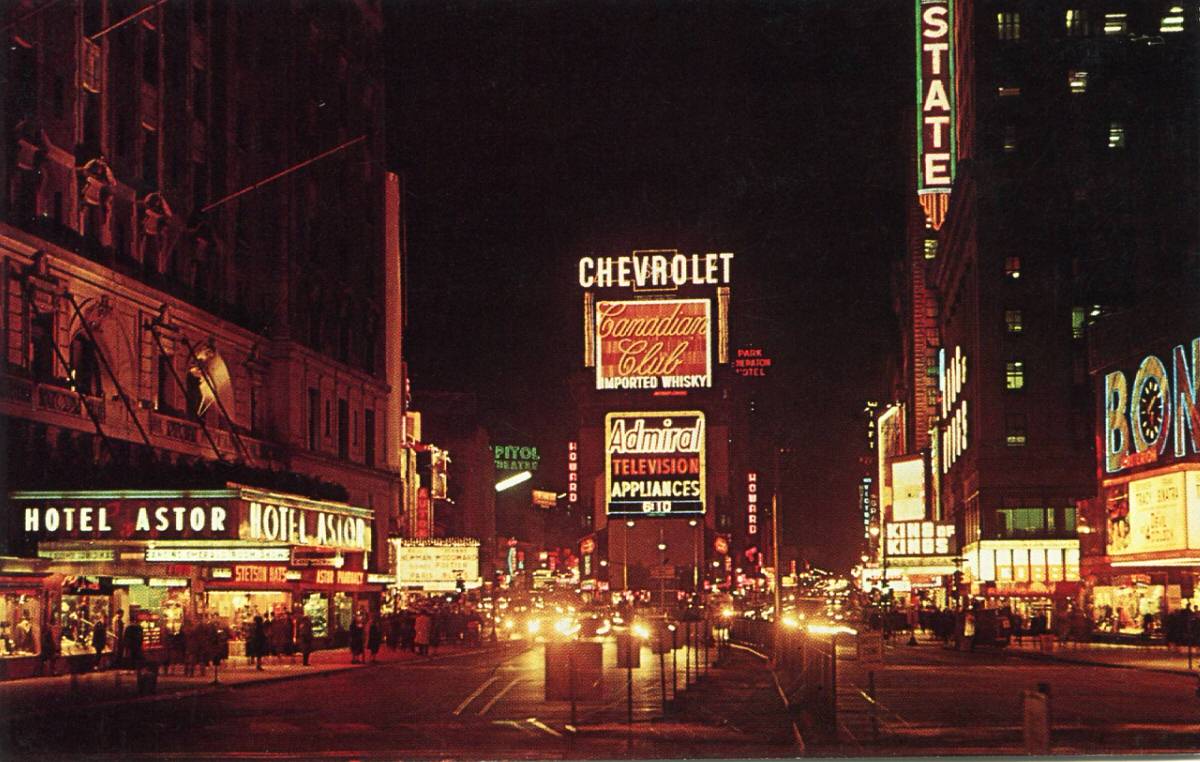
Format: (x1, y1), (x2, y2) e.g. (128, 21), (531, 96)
(1, 0), (1198, 760)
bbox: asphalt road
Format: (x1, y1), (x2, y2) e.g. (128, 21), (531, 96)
(7, 637), (776, 760)
(824, 637), (1200, 756)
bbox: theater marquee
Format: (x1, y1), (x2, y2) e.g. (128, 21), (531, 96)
(605, 411), (705, 516)
(595, 299), (711, 390)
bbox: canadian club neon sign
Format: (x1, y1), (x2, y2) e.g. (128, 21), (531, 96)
(595, 300), (711, 390)
(916, 0), (955, 194)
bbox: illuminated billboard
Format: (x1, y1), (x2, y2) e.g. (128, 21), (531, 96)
(1107, 472), (1200, 558)
(916, 0), (956, 194)
(392, 539), (481, 591)
(885, 520), (955, 557)
(890, 456), (926, 522)
(595, 299), (711, 390)
(605, 411), (705, 516)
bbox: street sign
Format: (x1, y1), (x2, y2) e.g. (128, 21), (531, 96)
(616, 633), (641, 669)
(650, 564), (676, 580)
(545, 641), (603, 701)
(857, 631), (884, 666)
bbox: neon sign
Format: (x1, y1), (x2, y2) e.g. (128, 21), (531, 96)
(939, 346), (968, 474)
(493, 445), (540, 472)
(605, 411), (706, 516)
(595, 299), (711, 390)
(567, 441), (578, 505)
(578, 251), (733, 289)
(1103, 337), (1200, 474)
(747, 471), (759, 536)
(916, 0), (956, 194)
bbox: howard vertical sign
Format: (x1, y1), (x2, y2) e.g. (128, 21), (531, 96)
(916, 0), (955, 194)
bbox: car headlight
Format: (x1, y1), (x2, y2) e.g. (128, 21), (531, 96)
(526, 618), (541, 635)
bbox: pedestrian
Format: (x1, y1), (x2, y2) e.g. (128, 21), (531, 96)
(349, 615), (365, 663)
(271, 611), (289, 663)
(182, 618), (199, 676)
(297, 614), (314, 666)
(91, 615), (107, 671)
(387, 613), (399, 651)
(111, 610), (125, 668)
(963, 610), (977, 652)
(401, 610), (416, 652)
(39, 619), (58, 676)
(250, 615), (268, 670)
(124, 617), (144, 669)
(367, 616), (382, 663)
(414, 609), (432, 656)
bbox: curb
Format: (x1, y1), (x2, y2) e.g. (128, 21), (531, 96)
(729, 641), (807, 756)
(8, 643), (515, 722)
(1003, 646), (1198, 678)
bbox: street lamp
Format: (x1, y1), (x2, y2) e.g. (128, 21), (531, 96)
(494, 470), (532, 492)
(689, 519), (700, 598)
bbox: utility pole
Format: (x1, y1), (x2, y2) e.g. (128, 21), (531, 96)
(772, 447), (784, 659)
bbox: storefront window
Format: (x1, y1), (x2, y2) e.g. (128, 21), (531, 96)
(206, 591), (290, 641)
(0, 593), (42, 657)
(333, 592), (354, 638)
(303, 592), (328, 639)
(59, 576), (114, 656)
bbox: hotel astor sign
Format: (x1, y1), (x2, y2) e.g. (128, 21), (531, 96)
(13, 486), (372, 553)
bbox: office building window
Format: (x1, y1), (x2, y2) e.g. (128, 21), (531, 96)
(337, 399), (349, 459)
(364, 409), (376, 468)
(1069, 70), (1088, 94)
(1071, 307), (1086, 339)
(1065, 10), (1088, 36)
(324, 399), (330, 436)
(923, 238), (938, 260)
(1005, 413), (1027, 447)
(1005, 309), (1023, 334)
(1161, 6), (1185, 33)
(997, 507), (1050, 538)
(142, 126), (158, 189)
(142, 24), (159, 85)
(1108, 122), (1126, 149)
(1004, 256), (1021, 279)
(997, 12), (1021, 40)
(997, 86), (1021, 97)
(1103, 12), (1127, 35)
(1006, 360), (1025, 390)
(308, 389), (320, 450)
(1002, 125), (1018, 153)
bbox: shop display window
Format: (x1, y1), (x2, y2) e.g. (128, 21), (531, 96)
(59, 584), (113, 656)
(0, 593), (43, 657)
(333, 592), (354, 638)
(302, 593), (328, 638)
(205, 591), (290, 640)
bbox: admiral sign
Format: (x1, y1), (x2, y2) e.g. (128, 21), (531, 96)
(605, 411), (705, 516)
(595, 299), (711, 390)
(916, 0), (956, 193)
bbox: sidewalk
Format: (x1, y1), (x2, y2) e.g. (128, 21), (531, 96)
(1003, 635), (1200, 676)
(0, 640), (505, 722)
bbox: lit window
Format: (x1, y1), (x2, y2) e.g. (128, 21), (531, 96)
(1104, 12), (1127, 35)
(997, 12), (1021, 40)
(1069, 70), (1088, 94)
(1108, 122), (1126, 149)
(1071, 307), (1086, 339)
(1005, 414), (1028, 447)
(1006, 361), (1025, 390)
(1161, 6), (1185, 33)
(1005, 309), (1023, 333)
(998, 86), (1021, 97)
(1065, 9), (1089, 36)
(1002, 125), (1017, 153)
(1004, 256), (1021, 279)
(924, 238), (938, 260)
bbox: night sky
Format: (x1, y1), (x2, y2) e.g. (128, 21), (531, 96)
(389, 1), (909, 572)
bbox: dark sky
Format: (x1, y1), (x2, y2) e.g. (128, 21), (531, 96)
(389, 1), (908, 572)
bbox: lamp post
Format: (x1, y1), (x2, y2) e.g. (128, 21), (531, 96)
(772, 448), (785, 659)
(689, 519), (700, 599)
(657, 528), (667, 609)
(623, 520), (635, 594)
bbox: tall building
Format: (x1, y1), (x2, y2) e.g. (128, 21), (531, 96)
(0, 0), (404, 676)
(911, 1), (1197, 621)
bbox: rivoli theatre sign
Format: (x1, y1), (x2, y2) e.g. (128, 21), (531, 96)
(916, 0), (956, 193)
(595, 300), (711, 390)
(605, 411), (705, 516)
(1103, 336), (1200, 474)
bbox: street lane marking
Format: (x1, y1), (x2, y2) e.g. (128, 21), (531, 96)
(478, 677), (522, 715)
(525, 717), (563, 737)
(453, 675), (500, 715)
(491, 719), (538, 736)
